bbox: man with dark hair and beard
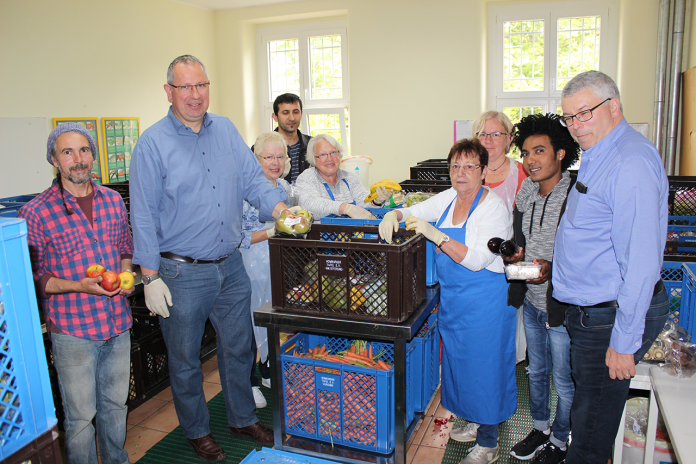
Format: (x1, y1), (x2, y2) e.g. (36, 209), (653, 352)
(19, 123), (135, 464)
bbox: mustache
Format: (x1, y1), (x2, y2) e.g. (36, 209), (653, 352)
(70, 163), (90, 172)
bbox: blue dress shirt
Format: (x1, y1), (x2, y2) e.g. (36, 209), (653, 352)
(552, 119), (668, 354)
(130, 107), (288, 271)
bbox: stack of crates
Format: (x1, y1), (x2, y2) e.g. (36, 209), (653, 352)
(0, 218), (59, 462)
(399, 158), (451, 194)
(662, 260), (696, 335)
(0, 194), (38, 219)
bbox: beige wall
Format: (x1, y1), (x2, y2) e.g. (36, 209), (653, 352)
(2, 0), (694, 185)
(0, 0), (217, 134)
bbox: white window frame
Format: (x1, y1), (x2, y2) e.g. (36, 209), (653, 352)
(488, 0), (619, 113)
(256, 20), (349, 143)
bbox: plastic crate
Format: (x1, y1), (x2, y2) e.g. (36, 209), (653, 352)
(280, 332), (419, 454)
(410, 166), (450, 182)
(131, 329), (169, 403)
(0, 207), (21, 218)
(399, 179), (452, 194)
(0, 195), (39, 204)
(679, 263), (696, 336)
(416, 159), (448, 166)
(321, 209), (438, 286)
(269, 224), (426, 323)
(1, 426), (60, 464)
(241, 448), (347, 464)
(0, 219), (58, 459)
(413, 309), (440, 412)
(668, 176), (696, 216)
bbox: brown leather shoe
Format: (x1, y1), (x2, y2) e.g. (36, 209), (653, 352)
(186, 434), (226, 462)
(229, 421), (274, 444)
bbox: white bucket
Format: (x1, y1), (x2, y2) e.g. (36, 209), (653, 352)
(341, 156), (373, 189)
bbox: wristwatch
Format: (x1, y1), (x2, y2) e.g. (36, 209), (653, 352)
(141, 274), (161, 286)
(438, 234), (450, 250)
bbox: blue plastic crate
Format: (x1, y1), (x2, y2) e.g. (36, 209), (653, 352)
(413, 311), (438, 412)
(0, 195), (38, 204)
(321, 208), (438, 286)
(280, 332), (420, 454)
(241, 448), (345, 464)
(0, 208), (20, 219)
(0, 219), (57, 459)
(679, 263), (696, 336)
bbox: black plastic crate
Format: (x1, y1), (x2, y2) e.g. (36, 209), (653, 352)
(399, 179), (451, 194)
(2, 426), (61, 464)
(668, 176), (696, 216)
(269, 224), (426, 323)
(416, 158), (447, 166)
(410, 165), (450, 181)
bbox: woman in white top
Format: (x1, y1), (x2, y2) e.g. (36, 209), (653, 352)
(295, 133), (382, 219)
(473, 111), (529, 213)
(379, 139), (516, 463)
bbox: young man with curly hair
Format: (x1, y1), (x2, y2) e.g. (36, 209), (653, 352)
(505, 113), (580, 464)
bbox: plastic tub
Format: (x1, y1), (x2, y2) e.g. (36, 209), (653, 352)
(341, 156), (373, 189)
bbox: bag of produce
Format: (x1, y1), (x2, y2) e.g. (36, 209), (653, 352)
(275, 209), (314, 239)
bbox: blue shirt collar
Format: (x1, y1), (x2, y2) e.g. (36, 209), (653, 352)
(582, 117), (629, 159)
(166, 106), (213, 135)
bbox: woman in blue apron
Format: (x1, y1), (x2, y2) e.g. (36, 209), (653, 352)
(379, 139), (516, 464)
(294, 133), (384, 219)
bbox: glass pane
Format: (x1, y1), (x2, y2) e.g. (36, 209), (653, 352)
(503, 20), (544, 92)
(556, 16), (601, 90)
(310, 34), (343, 99)
(269, 39), (300, 101)
(503, 106), (544, 159)
(308, 112), (349, 154)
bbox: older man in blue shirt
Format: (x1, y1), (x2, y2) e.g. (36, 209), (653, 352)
(552, 71), (669, 464)
(130, 55), (289, 462)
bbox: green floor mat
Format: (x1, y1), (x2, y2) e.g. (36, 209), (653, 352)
(441, 361), (559, 464)
(137, 383), (273, 464)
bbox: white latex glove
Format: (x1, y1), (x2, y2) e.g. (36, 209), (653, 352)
(374, 186), (394, 205)
(289, 206), (302, 213)
(379, 211), (400, 243)
(344, 204), (375, 220)
(406, 216), (445, 246)
(144, 278), (172, 318)
(266, 227), (276, 238)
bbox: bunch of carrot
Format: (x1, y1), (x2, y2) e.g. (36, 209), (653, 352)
(291, 340), (392, 370)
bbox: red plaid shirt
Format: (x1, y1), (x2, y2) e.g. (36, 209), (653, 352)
(19, 181), (134, 340)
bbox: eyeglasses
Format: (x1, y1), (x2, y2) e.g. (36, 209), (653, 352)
(261, 155), (285, 162)
(560, 98), (611, 127)
(315, 151), (339, 161)
(169, 82), (211, 95)
(476, 131), (508, 140)
(449, 164), (482, 172)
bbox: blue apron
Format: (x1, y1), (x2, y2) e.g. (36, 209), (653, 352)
(323, 179), (355, 205)
(436, 188), (517, 424)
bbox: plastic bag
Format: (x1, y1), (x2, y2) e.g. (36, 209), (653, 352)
(406, 192), (436, 207)
(240, 230), (272, 362)
(665, 339), (696, 378)
(643, 320), (691, 362)
(275, 209), (314, 239)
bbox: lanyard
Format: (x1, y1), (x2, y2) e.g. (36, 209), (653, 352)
(323, 178), (354, 204)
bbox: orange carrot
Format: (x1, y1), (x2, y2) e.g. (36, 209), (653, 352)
(377, 360), (390, 370)
(350, 345), (356, 353)
(368, 344), (373, 359)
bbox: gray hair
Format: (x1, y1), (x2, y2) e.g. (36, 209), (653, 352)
(472, 111), (514, 154)
(167, 55), (209, 84)
(306, 133), (344, 167)
(253, 132), (287, 159)
(562, 70), (623, 111)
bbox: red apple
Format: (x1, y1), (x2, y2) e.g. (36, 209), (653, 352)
(86, 264), (106, 278)
(119, 272), (135, 290)
(100, 270), (120, 291)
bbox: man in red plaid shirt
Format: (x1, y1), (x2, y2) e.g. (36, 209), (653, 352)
(19, 123), (135, 464)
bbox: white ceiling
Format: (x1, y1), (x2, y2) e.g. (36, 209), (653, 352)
(172, 0), (302, 11)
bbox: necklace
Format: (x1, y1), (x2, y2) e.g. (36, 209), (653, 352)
(488, 157), (508, 173)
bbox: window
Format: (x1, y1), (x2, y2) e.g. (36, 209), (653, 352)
(488, 0), (618, 125)
(257, 21), (349, 150)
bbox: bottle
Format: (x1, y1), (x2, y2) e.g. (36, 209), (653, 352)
(499, 240), (520, 258)
(487, 237), (504, 254)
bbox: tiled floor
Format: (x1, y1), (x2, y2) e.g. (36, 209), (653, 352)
(123, 354), (448, 464)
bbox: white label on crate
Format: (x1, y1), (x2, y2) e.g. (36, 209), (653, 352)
(321, 376), (335, 388)
(325, 260), (343, 272)
(319, 255), (348, 277)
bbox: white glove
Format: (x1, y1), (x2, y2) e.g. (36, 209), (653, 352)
(289, 206), (302, 213)
(374, 186), (393, 205)
(344, 204), (375, 220)
(144, 278), (172, 318)
(379, 211), (400, 243)
(266, 227), (276, 238)
(406, 217), (445, 246)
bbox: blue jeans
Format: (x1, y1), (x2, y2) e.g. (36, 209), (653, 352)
(159, 252), (257, 439)
(523, 300), (574, 447)
(476, 423), (498, 448)
(564, 288), (669, 464)
(52, 330), (131, 464)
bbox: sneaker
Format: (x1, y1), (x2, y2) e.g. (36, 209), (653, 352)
(531, 441), (567, 464)
(510, 428), (550, 460)
(450, 422), (480, 443)
(252, 386), (267, 409)
(459, 444), (499, 464)
(261, 377), (271, 389)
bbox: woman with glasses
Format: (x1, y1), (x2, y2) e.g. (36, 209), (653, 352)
(240, 132), (296, 408)
(295, 133), (377, 219)
(473, 111), (529, 213)
(378, 139), (516, 464)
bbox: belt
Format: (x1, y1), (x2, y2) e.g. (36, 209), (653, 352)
(160, 251), (229, 264)
(582, 280), (665, 309)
